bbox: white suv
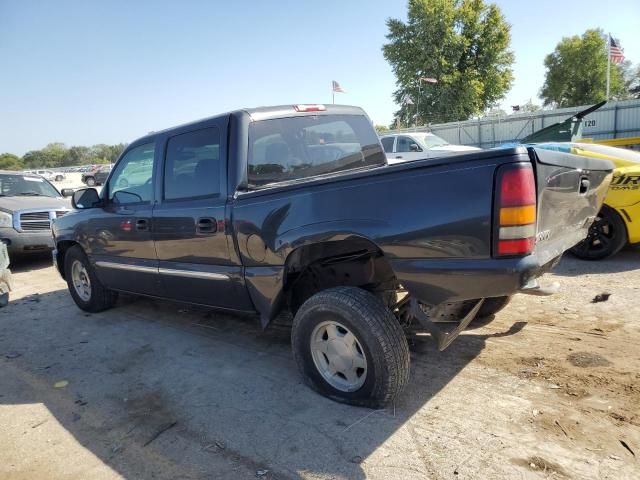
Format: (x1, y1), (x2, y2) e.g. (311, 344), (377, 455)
(23, 169), (65, 182)
(379, 132), (480, 164)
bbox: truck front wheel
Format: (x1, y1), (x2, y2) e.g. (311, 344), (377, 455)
(64, 245), (118, 312)
(291, 287), (410, 408)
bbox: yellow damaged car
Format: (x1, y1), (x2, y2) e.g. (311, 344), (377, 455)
(566, 143), (640, 259)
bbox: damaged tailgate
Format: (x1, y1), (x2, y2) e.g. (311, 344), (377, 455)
(529, 145), (614, 265)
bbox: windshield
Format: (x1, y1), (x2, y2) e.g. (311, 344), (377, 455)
(0, 174), (61, 197)
(248, 114), (385, 187)
(415, 133), (450, 148)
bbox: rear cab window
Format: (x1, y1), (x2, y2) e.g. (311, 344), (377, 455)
(248, 114), (385, 187)
(163, 127), (221, 200)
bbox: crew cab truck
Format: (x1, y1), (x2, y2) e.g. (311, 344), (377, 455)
(52, 104), (613, 407)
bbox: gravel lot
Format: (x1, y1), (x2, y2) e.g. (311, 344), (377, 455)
(1, 249), (639, 479)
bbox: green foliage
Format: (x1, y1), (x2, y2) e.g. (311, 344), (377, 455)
(540, 29), (626, 107)
(374, 124), (390, 133)
(520, 100), (541, 113)
(383, 0), (514, 126)
(622, 62), (640, 99)
(19, 143), (126, 169)
(0, 153), (24, 171)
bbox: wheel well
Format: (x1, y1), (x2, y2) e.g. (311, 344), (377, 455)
(55, 240), (79, 279)
(604, 204), (630, 241)
(283, 238), (397, 314)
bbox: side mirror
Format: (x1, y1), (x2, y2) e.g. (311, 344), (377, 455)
(410, 143), (421, 152)
(72, 188), (101, 209)
(61, 188), (75, 197)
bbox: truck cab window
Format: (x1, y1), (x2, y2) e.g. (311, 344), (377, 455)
(108, 143), (155, 205)
(248, 114), (385, 187)
(164, 127), (221, 200)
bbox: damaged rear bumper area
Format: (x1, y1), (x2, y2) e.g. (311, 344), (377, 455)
(391, 254), (560, 306)
(392, 254), (560, 350)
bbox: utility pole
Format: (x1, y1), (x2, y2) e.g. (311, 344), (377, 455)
(416, 77), (437, 127)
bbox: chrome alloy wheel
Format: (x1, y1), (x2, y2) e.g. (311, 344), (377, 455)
(71, 259), (92, 302)
(310, 320), (368, 392)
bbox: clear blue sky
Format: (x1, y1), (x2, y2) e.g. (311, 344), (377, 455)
(1, 0), (639, 155)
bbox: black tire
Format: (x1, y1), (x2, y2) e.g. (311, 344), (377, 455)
(478, 296), (512, 318)
(291, 287), (410, 408)
(570, 205), (627, 260)
(64, 245), (117, 312)
(466, 295), (513, 329)
(85, 176), (96, 186)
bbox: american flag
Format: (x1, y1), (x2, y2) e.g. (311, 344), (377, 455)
(609, 36), (625, 64)
(332, 80), (345, 93)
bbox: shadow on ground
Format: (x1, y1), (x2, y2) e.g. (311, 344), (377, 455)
(8, 253), (53, 273)
(552, 247), (640, 277)
(0, 287), (525, 479)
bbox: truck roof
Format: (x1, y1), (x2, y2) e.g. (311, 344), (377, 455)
(133, 104), (369, 145)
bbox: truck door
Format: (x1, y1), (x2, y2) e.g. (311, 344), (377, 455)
(152, 118), (253, 311)
(394, 135), (425, 162)
(90, 142), (160, 295)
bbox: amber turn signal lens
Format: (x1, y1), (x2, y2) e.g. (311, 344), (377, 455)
(499, 205), (536, 226)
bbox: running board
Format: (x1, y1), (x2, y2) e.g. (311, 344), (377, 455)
(410, 298), (485, 351)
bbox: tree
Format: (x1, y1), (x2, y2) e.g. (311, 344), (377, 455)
(520, 100), (541, 113)
(65, 146), (91, 167)
(622, 62), (640, 99)
(540, 29), (626, 107)
(374, 124), (390, 134)
(0, 153), (24, 171)
(383, 0), (514, 126)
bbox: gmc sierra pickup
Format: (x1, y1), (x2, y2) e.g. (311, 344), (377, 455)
(52, 104), (612, 407)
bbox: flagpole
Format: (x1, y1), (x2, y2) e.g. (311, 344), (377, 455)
(606, 33), (611, 101)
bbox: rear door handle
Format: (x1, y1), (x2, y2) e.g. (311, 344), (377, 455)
(196, 217), (217, 234)
(395, 155), (403, 159)
(136, 219), (148, 231)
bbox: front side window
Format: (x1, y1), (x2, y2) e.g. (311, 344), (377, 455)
(108, 143), (155, 205)
(248, 114), (385, 187)
(380, 136), (395, 153)
(396, 136), (420, 153)
(164, 127), (221, 200)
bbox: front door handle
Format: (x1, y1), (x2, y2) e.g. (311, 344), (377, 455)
(196, 217), (217, 234)
(136, 219), (148, 231)
(395, 155), (403, 159)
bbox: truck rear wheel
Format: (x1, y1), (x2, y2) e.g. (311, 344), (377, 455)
(64, 245), (117, 312)
(570, 205), (627, 260)
(291, 287), (410, 408)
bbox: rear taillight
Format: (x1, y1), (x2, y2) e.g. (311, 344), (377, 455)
(494, 164), (537, 257)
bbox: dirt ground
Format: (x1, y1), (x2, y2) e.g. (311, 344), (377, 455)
(1, 249), (639, 479)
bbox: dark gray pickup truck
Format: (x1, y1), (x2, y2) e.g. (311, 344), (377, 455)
(52, 104), (612, 406)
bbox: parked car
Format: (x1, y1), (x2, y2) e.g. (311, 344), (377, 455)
(536, 143), (640, 260)
(81, 165), (112, 186)
(23, 169), (65, 182)
(0, 171), (71, 256)
(52, 104), (612, 407)
(379, 132), (480, 164)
